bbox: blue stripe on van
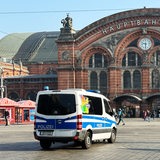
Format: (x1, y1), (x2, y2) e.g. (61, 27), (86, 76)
(82, 115), (115, 128)
(35, 115), (116, 130)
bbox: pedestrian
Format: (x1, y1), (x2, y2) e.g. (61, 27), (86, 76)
(146, 109), (151, 122)
(117, 108), (125, 125)
(143, 110), (147, 121)
(151, 110), (156, 120)
(4, 110), (9, 126)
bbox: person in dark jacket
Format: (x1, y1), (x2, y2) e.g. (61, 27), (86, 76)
(117, 108), (125, 125)
(4, 110), (9, 126)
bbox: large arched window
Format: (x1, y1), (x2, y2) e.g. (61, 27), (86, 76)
(89, 53), (108, 68)
(152, 69), (159, 89)
(122, 52), (142, 67)
(100, 71), (107, 94)
(26, 91), (37, 101)
(90, 71), (98, 90)
(8, 92), (19, 101)
(133, 70), (141, 89)
(122, 51), (142, 90)
(151, 51), (160, 66)
(89, 53), (108, 94)
(123, 71), (131, 89)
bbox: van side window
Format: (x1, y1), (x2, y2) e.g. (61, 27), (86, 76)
(81, 95), (102, 115)
(104, 99), (112, 114)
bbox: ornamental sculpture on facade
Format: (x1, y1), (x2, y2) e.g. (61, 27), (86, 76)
(61, 13), (73, 29)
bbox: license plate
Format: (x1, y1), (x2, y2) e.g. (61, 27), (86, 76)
(40, 131), (53, 136)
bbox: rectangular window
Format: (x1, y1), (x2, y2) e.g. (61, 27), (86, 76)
(128, 52), (136, 66)
(0, 109), (5, 119)
(82, 95), (102, 115)
(24, 110), (29, 121)
(37, 94), (76, 115)
(103, 99), (112, 114)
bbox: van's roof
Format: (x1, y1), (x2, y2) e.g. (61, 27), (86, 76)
(37, 88), (110, 101)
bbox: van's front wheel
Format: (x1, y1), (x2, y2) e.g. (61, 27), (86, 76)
(108, 128), (116, 143)
(82, 131), (92, 149)
(40, 140), (52, 149)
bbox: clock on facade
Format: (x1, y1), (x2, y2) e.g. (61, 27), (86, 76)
(138, 37), (152, 50)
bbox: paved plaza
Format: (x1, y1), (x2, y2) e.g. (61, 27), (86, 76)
(0, 118), (160, 160)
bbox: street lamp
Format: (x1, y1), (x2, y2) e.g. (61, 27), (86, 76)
(0, 67), (4, 98)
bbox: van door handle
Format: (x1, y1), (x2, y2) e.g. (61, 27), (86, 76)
(57, 119), (62, 124)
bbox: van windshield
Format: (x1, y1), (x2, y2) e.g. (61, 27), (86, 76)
(37, 94), (76, 115)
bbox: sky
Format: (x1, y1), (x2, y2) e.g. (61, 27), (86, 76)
(0, 0), (160, 39)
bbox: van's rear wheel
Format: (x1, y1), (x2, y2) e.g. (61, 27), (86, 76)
(82, 131), (92, 149)
(108, 128), (116, 143)
(40, 140), (52, 149)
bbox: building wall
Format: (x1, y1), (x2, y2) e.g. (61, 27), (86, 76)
(56, 8), (160, 117)
(2, 8), (160, 117)
(26, 63), (58, 75)
(0, 61), (29, 77)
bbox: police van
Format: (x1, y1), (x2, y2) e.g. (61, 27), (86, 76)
(34, 88), (117, 149)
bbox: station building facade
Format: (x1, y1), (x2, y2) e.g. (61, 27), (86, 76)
(1, 8), (160, 117)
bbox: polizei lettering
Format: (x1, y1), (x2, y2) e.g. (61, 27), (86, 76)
(37, 124), (54, 129)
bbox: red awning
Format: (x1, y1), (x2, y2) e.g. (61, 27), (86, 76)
(17, 100), (36, 108)
(0, 97), (18, 106)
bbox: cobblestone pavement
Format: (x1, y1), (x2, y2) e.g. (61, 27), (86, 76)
(0, 118), (160, 160)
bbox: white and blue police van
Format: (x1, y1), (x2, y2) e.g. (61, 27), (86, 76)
(34, 88), (117, 149)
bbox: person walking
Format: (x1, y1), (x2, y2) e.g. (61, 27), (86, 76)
(4, 110), (9, 126)
(117, 108), (125, 125)
(146, 109), (151, 122)
(143, 110), (147, 121)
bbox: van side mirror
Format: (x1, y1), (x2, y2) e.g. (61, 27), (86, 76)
(109, 112), (114, 116)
